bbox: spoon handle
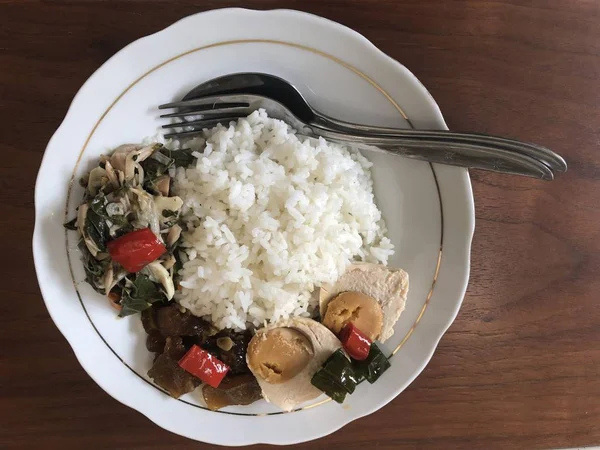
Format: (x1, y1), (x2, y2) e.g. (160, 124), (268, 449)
(311, 114), (567, 173)
(304, 125), (555, 180)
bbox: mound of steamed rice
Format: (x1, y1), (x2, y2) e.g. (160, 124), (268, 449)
(170, 110), (394, 330)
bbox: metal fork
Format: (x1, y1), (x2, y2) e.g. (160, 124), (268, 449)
(159, 94), (559, 180)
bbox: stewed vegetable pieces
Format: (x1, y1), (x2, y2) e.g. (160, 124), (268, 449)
(354, 343), (391, 384)
(311, 342), (391, 403)
(311, 349), (359, 403)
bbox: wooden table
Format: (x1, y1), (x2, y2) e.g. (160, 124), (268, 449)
(2, 1), (598, 449)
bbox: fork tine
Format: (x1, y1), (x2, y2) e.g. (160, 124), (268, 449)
(159, 106), (252, 119)
(163, 118), (242, 139)
(161, 116), (245, 130)
(163, 130), (204, 139)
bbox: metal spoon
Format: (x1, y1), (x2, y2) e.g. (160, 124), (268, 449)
(182, 72), (567, 173)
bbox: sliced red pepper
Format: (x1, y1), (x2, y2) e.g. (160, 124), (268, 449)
(340, 323), (372, 361)
(178, 345), (230, 388)
(107, 228), (166, 273)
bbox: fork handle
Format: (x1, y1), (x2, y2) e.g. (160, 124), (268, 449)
(311, 115), (567, 173)
(304, 126), (555, 180)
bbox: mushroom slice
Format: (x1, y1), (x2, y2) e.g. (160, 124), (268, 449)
(125, 145), (158, 181)
(131, 188), (160, 236)
(103, 264), (114, 295)
(134, 161), (145, 187)
(166, 224), (182, 248)
(104, 264), (127, 296)
(88, 166), (107, 196)
(110, 144), (158, 182)
(104, 161), (120, 189)
(155, 175), (170, 196)
(76, 203), (87, 238)
(162, 254), (176, 270)
(147, 261), (175, 300)
(155, 196), (183, 216)
(109, 144), (141, 172)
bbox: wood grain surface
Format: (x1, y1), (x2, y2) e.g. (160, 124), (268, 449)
(1, 1), (599, 449)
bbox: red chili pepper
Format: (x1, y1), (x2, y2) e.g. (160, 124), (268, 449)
(340, 323), (372, 361)
(178, 345), (230, 388)
(107, 228), (166, 273)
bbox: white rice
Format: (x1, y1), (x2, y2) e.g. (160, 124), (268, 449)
(171, 110), (394, 330)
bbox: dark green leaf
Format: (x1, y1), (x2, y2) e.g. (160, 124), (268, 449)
(141, 146), (174, 184)
(77, 239), (106, 293)
(118, 274), (166, 317)
(64, 218), (78, 230)
(89, 194), (108, 218)
(162, 209), (178, 218)
(311, 370), (347, 404)
(310, 349), (358, 404)
(133, 273), (164, 302)
(112, 183), (131, 198)
(119, 292), (151, 317)
(114, 223), (135, 238)
(108, 214), (130, 228)
(141, 158), (169, 180)
(160, 147), (195, 168)
(321, 349), (358, 394)
(353, 343), (391, 384)
(85, 208), (109, 251)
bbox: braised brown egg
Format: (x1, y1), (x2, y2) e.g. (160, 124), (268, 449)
(322, 291), (384, 341)
(247, 327), (314, 384)
(246, 317), (341, 411)
(319, 263), (409, 342)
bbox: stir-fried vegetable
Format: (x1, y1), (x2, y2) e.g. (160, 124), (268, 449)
(65, 143), (196, 317)
(119, 273), (166, 317)
(107, 228), (166, 273)
(311, 341), (391, 404)
(340, 323), (371, 361)
(354, 343), (391, 384)
(178, 345), (230, 388)
(310, 349), (358, 404)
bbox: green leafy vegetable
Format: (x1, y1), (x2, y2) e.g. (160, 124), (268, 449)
(77, 239), (106, 293)
(108, 214), (130, 228)
(134, 273), (164, 301)
(119, 294), (152, 318)
(311, 370), (348, 404)
(119, 273), (166, 317)
(112, 182), (132, 199)
(162, 209), (178, 218)
(310, 349), (358, 403)
(353, 343), (391, 384)
(89, 193), (108, 218)
(160, 147), (196, 168)
(321, 349), (359, 394)
(141, 157), (171, 180)
(85, 207), (109, 251)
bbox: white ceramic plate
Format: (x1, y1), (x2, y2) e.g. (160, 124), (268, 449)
(33, 8), (474, 446)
